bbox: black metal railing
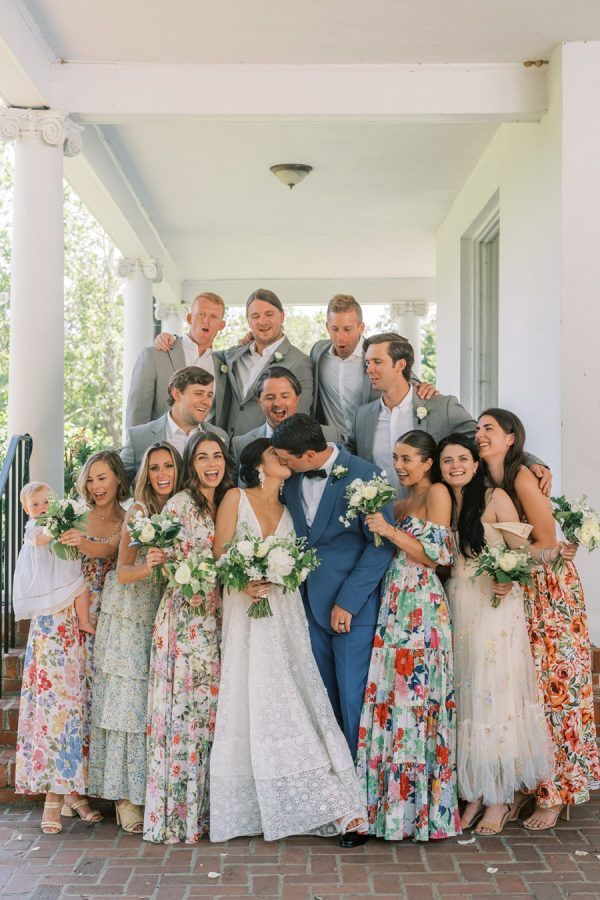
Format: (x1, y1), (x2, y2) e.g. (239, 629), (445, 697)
(0, 434), (32, 695)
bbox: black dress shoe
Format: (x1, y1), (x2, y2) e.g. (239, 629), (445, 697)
(339, 831), (369, 848)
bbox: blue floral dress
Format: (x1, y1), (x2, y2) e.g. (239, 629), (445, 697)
(355, 516), (461, 841)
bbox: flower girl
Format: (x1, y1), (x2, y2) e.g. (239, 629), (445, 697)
(14, 482), (94, 634)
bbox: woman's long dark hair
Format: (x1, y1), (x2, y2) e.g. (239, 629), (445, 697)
(181, 431), (234, 516)
(435, 433), (486, 559)
(479, 408), (526, 515)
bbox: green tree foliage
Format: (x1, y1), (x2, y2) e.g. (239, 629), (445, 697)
(374, 307), (437, 383)
(214, 307), (327, 355)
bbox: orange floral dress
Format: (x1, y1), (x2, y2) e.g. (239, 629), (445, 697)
(524, 561), (600, 807)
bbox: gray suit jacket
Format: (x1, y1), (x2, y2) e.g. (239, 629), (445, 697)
(232, 421), (340, 485)
(348, 390), (544, 470)
(224, 336), (314, 436)
(125, 337), (230, 430)
(310, 339), (379, 423)
(120, 413), (229, 483)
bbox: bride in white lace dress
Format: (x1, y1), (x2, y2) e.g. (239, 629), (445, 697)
(210, 438), (366, 842)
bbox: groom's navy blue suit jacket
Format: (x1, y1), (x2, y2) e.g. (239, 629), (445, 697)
(282, 446), (395, 632)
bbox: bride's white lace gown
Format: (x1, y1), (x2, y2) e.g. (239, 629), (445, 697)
(209, 491), (366, 842)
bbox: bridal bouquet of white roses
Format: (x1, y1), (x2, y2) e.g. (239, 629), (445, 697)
(36, 494), (89, 560)
(127, 508), (183, 581)
(550, 494), (600, 572)
(164, 548), (218, 615)
(475, 544), (535, 607)
(216, 527), (319, 618)
(339, 474), (395, 546)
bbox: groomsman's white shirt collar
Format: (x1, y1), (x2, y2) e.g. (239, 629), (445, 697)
(181, 334), (215, 422)
(165, 412), (189, 456)
(300, 443), (340, 527)
(264, 422), (274, 438)
(319, 336), (365, 441)
(372, 385), (414, 490)
(236, 335), (286, 397)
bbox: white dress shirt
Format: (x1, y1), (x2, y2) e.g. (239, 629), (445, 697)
(300, 444), (340, 527)
(372, 386), (414, 490)
(165, 412), (189, 457)
(318, 337), (365, 440)
(182, 334), (216, 422)
(236, 336), (286, 398)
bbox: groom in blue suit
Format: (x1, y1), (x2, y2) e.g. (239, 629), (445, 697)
(272, 415), (394, 766)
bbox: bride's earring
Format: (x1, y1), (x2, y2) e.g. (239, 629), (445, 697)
(257, 466), (265, 488)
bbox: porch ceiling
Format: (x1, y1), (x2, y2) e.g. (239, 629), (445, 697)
(21, 0), (600, 65)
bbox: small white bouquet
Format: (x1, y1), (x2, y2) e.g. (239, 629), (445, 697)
(164, 549), (218, 615)
(36, 494), (89, 560)
(551, 495), (600, 572)
(339, 474), (395, 546)
(127, 508), (183, 581)
(475, 544), (535, 607)
(216, 527), (319, 618)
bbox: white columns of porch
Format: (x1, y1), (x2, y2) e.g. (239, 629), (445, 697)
(116, 256), (162, 426)
(154, 299), (189, 337)
(389, 300), (429, 378)
(0, 108), (82, 492)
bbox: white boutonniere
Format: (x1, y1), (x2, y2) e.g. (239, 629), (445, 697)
(220, 363), (228, 374)
(273, 351), (283, 362)
(416, 406), (429, 423)
(331, 465), (348, 481)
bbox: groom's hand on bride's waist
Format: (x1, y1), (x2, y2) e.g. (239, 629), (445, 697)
(331, 604), (353, 634)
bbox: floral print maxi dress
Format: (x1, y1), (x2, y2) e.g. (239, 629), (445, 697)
(524, 561), (600, 808)
(355, 517), (461, 841)
(144, 491), (220, 844)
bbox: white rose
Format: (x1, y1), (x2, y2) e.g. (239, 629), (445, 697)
(578, 517), (600, 548)
(174, 562), (192, 585)
(350, 478), (363, 490)
(266, 547), (295, 581)
(139, 523), (156, 543)
(498, 551), (519, 573)
(416, 406), (428, 421)
(362, 485), (378, 501)
(256, 536), (276, 558)
(349, 491), (363, 507)
(236, 540), (255, 559)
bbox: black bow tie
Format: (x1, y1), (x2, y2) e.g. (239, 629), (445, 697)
(304, 469), (328, 480)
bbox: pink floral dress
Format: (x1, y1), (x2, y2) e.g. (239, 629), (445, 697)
(143, 491), (220, 844)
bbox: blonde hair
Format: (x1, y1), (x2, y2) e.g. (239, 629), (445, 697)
(327, 294), (363, 322)
(76, 450), (130, 505)
(134, 442), (182, 515)
(20, 482), (50, 515)
(192, 292), (225, 316)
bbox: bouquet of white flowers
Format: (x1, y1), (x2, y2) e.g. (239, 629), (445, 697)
(551, 495), (600, 572)
(36, 494), (89, 560)
(475, 544), (535, 607)
(164, 548), (218, 615)
(339, 474), (395, 546)
(127, 508), (183, 581)
(216, 527), (319, 618)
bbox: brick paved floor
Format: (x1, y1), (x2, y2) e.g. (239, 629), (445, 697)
(0, 797), (599, 899)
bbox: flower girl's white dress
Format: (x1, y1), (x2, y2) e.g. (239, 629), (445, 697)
(209, 491), (366, 842)
(13, 521), (86, 620)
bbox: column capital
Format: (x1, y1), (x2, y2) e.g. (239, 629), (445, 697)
(116, 257), (163, 283)
(154, 299), (189, 320)
(0, 108), (83, 156)
(390, 300), (430, 318)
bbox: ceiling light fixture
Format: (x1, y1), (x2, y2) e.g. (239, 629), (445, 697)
(270, 163), (313, 190)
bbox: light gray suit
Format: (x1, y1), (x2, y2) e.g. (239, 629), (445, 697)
(224, 337), (314, 436)
(125, 337), (230, 430)
(349, 389), (544, 470)
(310, 339), (379, 424)
(120, 413), (229, 483)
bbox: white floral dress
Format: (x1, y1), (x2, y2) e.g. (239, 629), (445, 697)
(143, 491), (220, 844)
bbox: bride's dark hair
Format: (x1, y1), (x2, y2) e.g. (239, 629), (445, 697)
(435, 433), (486, 559)
(239, 438), (272, 489)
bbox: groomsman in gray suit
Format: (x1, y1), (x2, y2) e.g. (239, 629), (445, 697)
(232, 366), (339, 469)
(125, 292), (230, 430)
(311, 295), (437, 443)
(121, 366), (229, 483)
(224, 289), (313, 436)
(349, 332), (551, 492)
